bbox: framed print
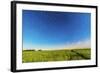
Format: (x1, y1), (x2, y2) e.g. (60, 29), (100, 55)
(11, 1), (98, 72)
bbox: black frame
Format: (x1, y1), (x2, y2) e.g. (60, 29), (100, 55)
(11, 1), (98, 72)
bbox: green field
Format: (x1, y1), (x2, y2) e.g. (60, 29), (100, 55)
(22, 48), (91, 63)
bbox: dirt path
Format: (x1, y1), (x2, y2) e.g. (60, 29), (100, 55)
(71, 50), (89, 59)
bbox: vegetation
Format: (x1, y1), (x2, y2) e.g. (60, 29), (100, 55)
(22, 48), (91, 63)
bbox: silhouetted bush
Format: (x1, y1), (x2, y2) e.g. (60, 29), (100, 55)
(32, 49), (35, 51)
(38, 49), (42, 51)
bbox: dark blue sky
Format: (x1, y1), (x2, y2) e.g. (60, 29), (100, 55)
(22, 10), (91, 49)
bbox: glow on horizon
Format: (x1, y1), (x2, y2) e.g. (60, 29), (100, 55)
(23, 39), (91, 50)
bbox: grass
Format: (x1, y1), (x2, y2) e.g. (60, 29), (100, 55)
(22, 48), (91, 63)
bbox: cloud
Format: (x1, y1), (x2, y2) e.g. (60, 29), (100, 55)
(64, 39), (91, 49)
(23, 39), (91, 50)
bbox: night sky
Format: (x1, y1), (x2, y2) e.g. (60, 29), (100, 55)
(22, 10), (91, 49)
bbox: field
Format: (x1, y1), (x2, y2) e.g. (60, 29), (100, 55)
(22, 48), (91, 63)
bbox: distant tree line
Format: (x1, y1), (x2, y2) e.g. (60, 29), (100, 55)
(31, 49), (42, 51)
